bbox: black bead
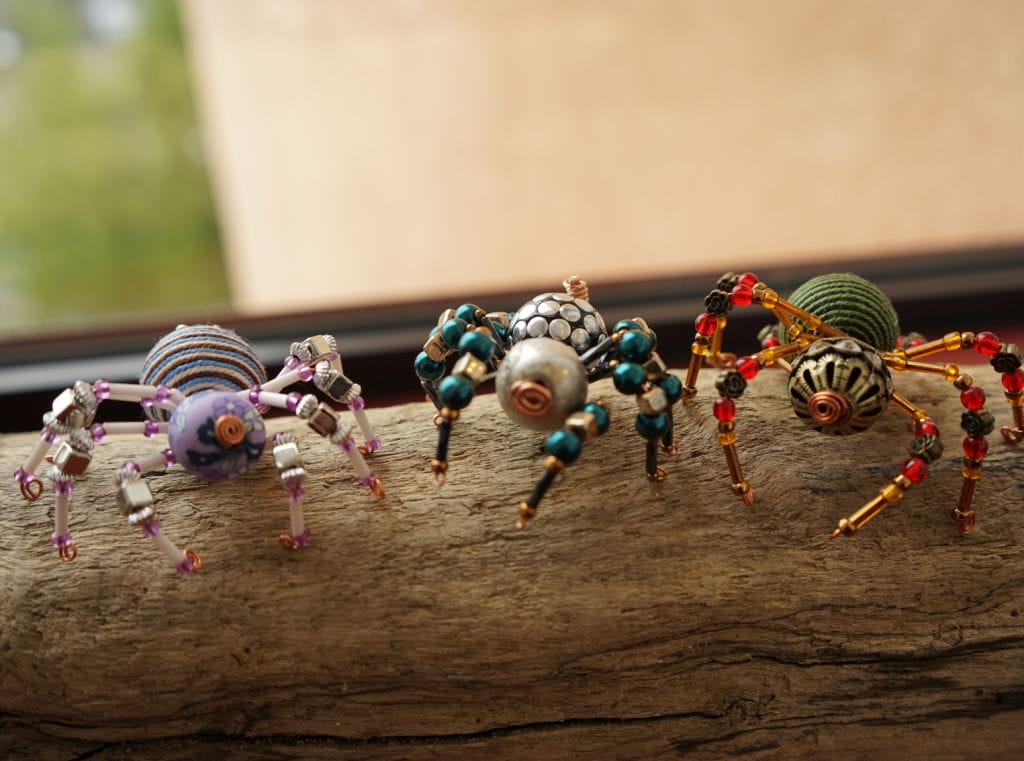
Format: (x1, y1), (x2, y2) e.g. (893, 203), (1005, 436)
(704, 289), (733, 317)
(715, 369), (747, 399)
(991, 343), (1022, 373)
(909, 434), (943, 464)
(961, 409), (995, 437)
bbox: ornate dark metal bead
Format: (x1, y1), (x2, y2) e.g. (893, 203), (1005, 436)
(703, 290), (733, 317)
(715, 369), (747, 399)
(991, 343), (1022, 373)
(909, 434), (943, 464)
(960, 409), (995, 437)
(716, 272), (739, 292)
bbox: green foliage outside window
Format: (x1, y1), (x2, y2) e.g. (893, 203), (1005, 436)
(0, 0), (228, 335)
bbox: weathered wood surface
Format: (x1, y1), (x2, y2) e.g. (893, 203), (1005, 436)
(1, 366), (1022, 760)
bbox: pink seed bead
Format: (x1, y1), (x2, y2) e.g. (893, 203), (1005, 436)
(730, 285), (753, 307)
(144, 420), (159, 438)
(298, 365), (314, 382)
(736, 356), (760, 380)
(963, 435), (988, 460)
(960, 386), (986, 411)
(249, 386), (262, 405)
(1002, 369), (1024, 393)
(93, 380), (110, 400)
(694, 313), (718, 337)
(284, 355), (301, 370)
(90, 423), (106, 442)
(712, 397), (736, 422)
(286, 392), (303, 412)
(901, 457), (928, 484)
(973, 331), (1001, 357)
(736, 272), (759, 288)
(154, 386), (172, 403)
(163, 448), (176, 465)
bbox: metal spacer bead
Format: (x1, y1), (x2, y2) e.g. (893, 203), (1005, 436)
(295, 394), (320, 420)
(543, 455), (565, 475)
(893, 474), (913, 490)
(953, 374), (974, 391)
(439, 407), (460, 422)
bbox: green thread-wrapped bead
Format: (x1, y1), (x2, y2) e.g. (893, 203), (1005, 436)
(545, 429), (582, 464)
(458, 331), (494, 361)
(438, 375), (474, 409)
(783, 273), (900, 351)
(414, 351), (445, 380)
(618, 330), (654, 363)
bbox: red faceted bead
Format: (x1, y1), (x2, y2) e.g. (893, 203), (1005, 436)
(736, 356), (760, 380)
(761, 334), (781, 349)
(963, 435), (988, 460)
(907, 337), (924, 348)
(712, 397), (736, 422)
(959, 386), (986, 411)
(730, 285), (753, 307)
(737, 272), (759, 288)
(973, 331), (1000, 357)
(915, 420), (939, 438)
(901, 457), (928, 484)
(1003, 368), (1024, 393)
(694, 312), (718, 337)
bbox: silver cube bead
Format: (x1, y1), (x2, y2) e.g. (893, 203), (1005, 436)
(53, 442), (92, 477)
(565, 411), (598, 443)
(452, 354), (488, 383)
(637, 387), (668, 415)
(643, 353), (668, 381)
(116, 479), (154, 515)
(306, 403), (338, 438)
(273, 440), (302, 472)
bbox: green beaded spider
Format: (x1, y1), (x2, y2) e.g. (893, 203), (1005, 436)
(414, 277), (683, 528)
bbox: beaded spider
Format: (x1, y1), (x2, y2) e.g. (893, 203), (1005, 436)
(12, 325), (383, 574)
(414, 277), (683, 528)
(680, 272), (1023, 538)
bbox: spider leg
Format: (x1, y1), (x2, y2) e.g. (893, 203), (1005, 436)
(115, 451), (200, 575)
(414, 306), (504, 485)
(269, 432), (311, 550)
(517, 403), (610, 529)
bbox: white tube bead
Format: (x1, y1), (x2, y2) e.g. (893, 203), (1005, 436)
(260, 369), (303, 393)
(149, 529), (186, 565)
(255, 391), (292, 410)
(342, 445), (372, 479)
(289, 501), (305, 537)
(137, 451), (171, 472)
(54, 493), (70, 536)
(23, 437), (54, 475)
(351, 408), (376, 447)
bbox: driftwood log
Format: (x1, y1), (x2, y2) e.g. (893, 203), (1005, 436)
(1, 365), (1022, 760)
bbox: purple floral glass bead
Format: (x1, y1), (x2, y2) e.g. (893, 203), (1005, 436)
(167, 391), (266, 481)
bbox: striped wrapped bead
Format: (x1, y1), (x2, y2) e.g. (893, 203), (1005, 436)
(782, 273), (901, 351)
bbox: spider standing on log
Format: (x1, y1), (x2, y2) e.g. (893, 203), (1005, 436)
(414, 277), (683, 528)
(12, 325), (383, 574)
(681, 272), (1023, 539)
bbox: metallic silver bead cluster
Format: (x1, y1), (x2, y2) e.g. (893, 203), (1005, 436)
(509, 292), (607, 354)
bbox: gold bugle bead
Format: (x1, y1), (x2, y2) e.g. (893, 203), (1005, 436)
(717, 431), (737, 446)
(889, 392), (923, 419)
(787, 324), (803, 340)
(880, 482), (905, 504)
(953, 374), (974, 391)
(956, 480), (977, 512)
(942, 332), (963, 350)
(850, 495), (888, 529)
(887, 353), (908, 371)
(904, 339), (946, 358)
(717, 316), (728, 329)
(900, 360), (959, 379)
(754, 286), (778, 308)
(723, 444), (744, 482)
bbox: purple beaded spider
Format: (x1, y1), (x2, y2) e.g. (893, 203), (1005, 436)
(12, 326), (383, 574)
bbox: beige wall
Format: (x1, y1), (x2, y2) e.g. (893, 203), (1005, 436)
(181, 0), (1024, 314)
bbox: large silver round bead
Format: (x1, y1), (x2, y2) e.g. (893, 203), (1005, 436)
(788, 337), (893, 435)
(509, 292), (608, 354)
(496, 338), (589, 431)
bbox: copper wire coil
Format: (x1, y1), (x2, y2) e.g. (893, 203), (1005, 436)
(808, 390), (850, 426)
(508, 380), (552, 417)
(214, 414), (246, 447)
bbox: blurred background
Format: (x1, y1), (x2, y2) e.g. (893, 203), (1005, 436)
(1, 0), (1023, 429)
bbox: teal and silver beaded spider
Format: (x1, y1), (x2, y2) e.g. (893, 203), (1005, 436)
(414, 277), (683, 528)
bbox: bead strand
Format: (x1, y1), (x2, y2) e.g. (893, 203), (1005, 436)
(518, 403), (610, 529)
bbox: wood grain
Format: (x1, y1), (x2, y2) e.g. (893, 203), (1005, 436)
(1, 366), (1022, 759)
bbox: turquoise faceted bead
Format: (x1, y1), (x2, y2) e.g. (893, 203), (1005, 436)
(583, 403), (610, 434)
(613, 362), (646, 394)
(440, 318), (469, 349)
(438, 375), (474, 409)
(635, 412), (669, 440)
(619, 330), (653, 363)
(458, 330), (494, 360)
(414, 351), (445, 380)
(613, 320), (643, 333)
(455, 304), (481, 324)
(545, 429), (582, 464)
(657, 374), (683, 404)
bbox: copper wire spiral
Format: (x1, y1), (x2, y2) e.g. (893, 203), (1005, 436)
(807, 390), (850, 427)
(508, 380), (553, 417)
(562, 276), (589, 303)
